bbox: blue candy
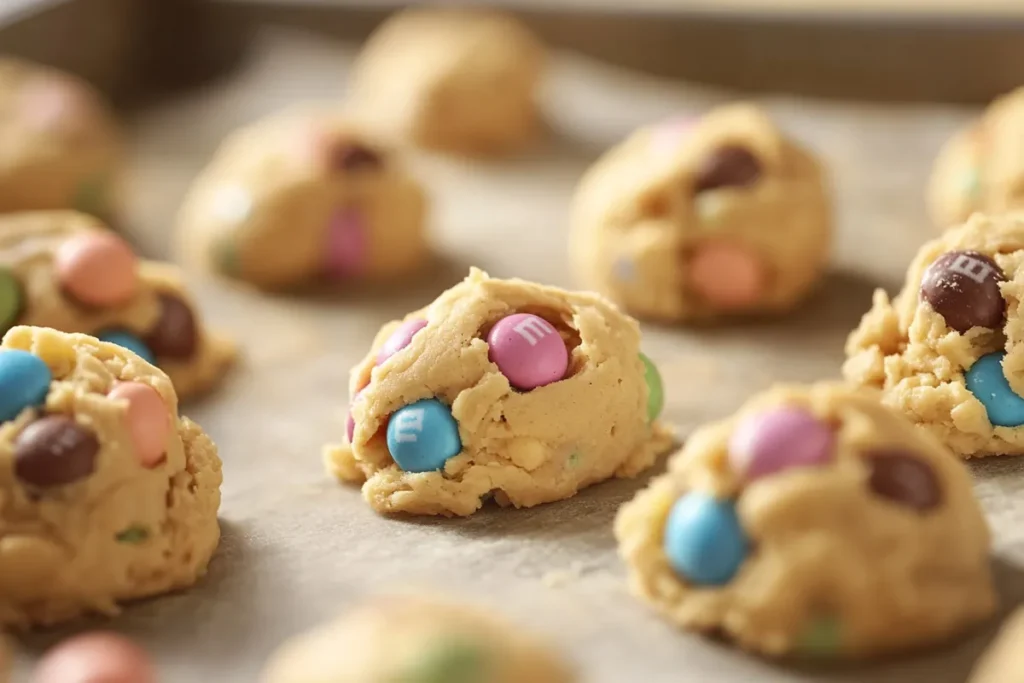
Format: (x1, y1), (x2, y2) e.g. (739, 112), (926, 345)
(98, 330), (156, 365)
(0, 350), (51, 422)
(965, 352), (1024, 427)
(663, 491), (749, 586)
(387, 398), (462, 473)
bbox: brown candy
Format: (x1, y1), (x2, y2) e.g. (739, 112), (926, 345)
(693, 146), (762, 194)
(865, 449), (941, 511)
(331, 143), (383, 172)
(143, 293), (197, 359)
(920, 250), (1005, 333)
(14, 415), (98, 488)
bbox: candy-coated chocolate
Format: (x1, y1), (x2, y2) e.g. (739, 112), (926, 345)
(487, 313), (569, 390)
(0, 349), (50, 421)
(324, 208), (368, 279)
(109, 381), (170, 468)
(663, 491), (749, 586)
(920, 250), (1005, 333)
(376, 318), (428, 365)
(98, 330), (156, 365)
(386, 398), (461, 473)
(14, 415), (98, 488)
(55, 232), (138, 307)
(693, 145), (762, 194)
(639, 353), (663, 422)
(0, 268), (21, 332)
(115, 526), (149, 544)
(797, 616), (843, 657)
(729, 406), (835, 480)
(687, 241), (765, 310)
(965, 352), (1024, 427)
(865, 449), (941, 511)
(144, 293), (198, 359)
(32, 632), (157, 683)
(330, 142), (384, 172)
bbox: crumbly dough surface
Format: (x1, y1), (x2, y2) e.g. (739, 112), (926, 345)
(968, 607), (1024, 683)
(844, 212), (1024, 458)
(349, 8), (545, 156)
(928, 87), (1024, 228)
(262, 596), (576, 683)
(0, 59), (122, 219)
(176, 106), (428, 290)
(0, 326), (222, 627)
(325, 268), (672, 516)
(0, 211), (235, 398)
(568, 103), (831, 322)
(615, 382), (994, 658)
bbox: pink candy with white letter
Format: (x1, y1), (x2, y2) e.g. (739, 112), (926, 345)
(487, 313), (569, 390)
(376, 318), (428, 365)
(728, 406), (835, 480)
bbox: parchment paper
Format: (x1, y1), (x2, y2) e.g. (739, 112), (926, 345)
(11, 25), (1024, 683)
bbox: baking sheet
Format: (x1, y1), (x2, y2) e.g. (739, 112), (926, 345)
(9, 25), (1024, 683)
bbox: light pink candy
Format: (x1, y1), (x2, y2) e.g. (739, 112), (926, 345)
(376, 319), (428, 366)
(487, 313), (568, 390)
(324, 208), (367, 279)
(728, 407), (835, 480)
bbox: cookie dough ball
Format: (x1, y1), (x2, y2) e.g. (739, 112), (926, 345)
(0, 326), (222, 627)
(968, 607), (1024, 683)
(928, 87), (1024, 228)
(615, 382), (993, 658)
(0, 59), (121, 220)
(569, 105), (831, 323)
(0, 211), (235, 398)
(350, 8), (545, 156)
(262, 597), (576, 683)
(843, 212), (1024, 458)
(176, 107), (428, 290)
(324, 268), (672, 516)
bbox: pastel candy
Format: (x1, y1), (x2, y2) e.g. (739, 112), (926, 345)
(729, 407), (835, 479)
(687, 241), (765, 310)
(639, 353), (664, 422)
(663, 491), (749, 586)
(324, 208), (368, 279)
(55, 233), (138, 307)
(0, 349), (51, 421)
(966, 351), (1024, 427)
(386, 398), (461, 473)
(376, 318), (428, 365)
(32, 632), (157, 683)
(109, 382), (170, 468)
(487, 313), (568, 390)
(98, 330), (156, 365)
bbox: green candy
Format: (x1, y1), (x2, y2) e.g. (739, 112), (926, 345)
(115, 526), (150, 545)
(568, 452), (581, 467)
(640, 353), (664, 423)
(398, 640), (488, 683)
(214, 238), (240, 277)
(72, 173), (110, 218)
(797, 616), (842, 658)
(0, 269), (22, 333)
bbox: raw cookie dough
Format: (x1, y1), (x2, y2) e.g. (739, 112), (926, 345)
(968, 607), (1024, 683)
(0, 211), (235, 399)
(176, 106), (428, 290)
(349, 8), (545, 156)
(615, 382), (994, 658)
(0, 59), (121, 220)
(262, 596), (576, 683)
(324, 268), (673, 516)
(844, 212), (1024, 458)
(0, 326), (222, 627)
(928, 87), (1024, 228)
(569, 104), (831, 323)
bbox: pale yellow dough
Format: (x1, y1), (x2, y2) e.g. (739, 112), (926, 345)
(324, 268), (672, 516)
(615, 382), (994, 658)
(0, 59), (122, 219)
(0, 327), (222, 627)
(0, 211), (235, 399)
(350, 8), (545, 156)
(928, 87), (1024, 228)
(844, 212), (1024, 458)
(969, 607), (1024, 683)
(176, 106), (428, 290)
(262, 596), (576, 683)
(569, 104), (831, 322)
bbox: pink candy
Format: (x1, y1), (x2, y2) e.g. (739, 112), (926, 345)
(729, 407), (835, 480)
(376, 319), (428, 366)
(487, 313), (568, 390)
(324, 208), (367, 279)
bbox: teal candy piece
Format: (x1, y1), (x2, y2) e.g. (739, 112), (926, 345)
(386, 399), (462, 473)
(0, 350), (51, 422)
(797, 616), (843, 657)
(663, 491), (749, 586)
(400, 640), (488, 683)
(98, 330), (156, 365)
(640, 352), (664, 423)
(965, 352), (1024, 427)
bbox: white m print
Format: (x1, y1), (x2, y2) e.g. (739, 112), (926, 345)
(394, 408), (425, 443)
(512, 317), (555, 346)
(949, 254), (995, 284)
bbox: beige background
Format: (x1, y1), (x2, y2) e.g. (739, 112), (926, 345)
(7, 24), (1024, 683)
